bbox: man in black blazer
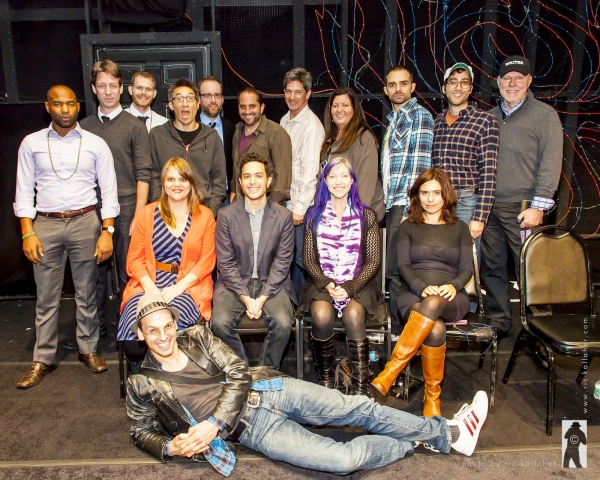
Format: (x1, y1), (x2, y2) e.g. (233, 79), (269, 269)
(212, 152), (296, 369)
(198, 76), (236, 201)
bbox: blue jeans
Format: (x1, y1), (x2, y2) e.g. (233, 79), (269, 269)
(211, 280), (293, 369)
(455, 193), (479, 313)
(239, 377), (451, 475)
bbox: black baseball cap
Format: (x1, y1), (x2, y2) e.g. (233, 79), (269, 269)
(499, 56), (531, 77)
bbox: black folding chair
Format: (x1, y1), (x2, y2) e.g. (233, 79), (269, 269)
(502, 226), (600, 435)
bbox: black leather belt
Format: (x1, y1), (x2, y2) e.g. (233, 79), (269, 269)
(224, 391), (261, 441)
(455, 188), (479, 198)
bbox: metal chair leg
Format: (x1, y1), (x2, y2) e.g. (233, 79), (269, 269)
(490, 338), (497, 414)
(545, 344), (556, 436)
(502, 329), (526, 383)
(118, 340), (125, 399)
(295, 317), (303, 379)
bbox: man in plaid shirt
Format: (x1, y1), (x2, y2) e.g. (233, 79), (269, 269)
(381, 65), (434, 333)
(432, 63), (499, 243)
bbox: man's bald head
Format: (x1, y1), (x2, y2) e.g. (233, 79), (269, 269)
(45, 85), (80, 135)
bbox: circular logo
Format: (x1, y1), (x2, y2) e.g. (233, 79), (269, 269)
(570, 435), (579, 444)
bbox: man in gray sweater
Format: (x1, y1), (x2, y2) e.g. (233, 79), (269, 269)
(80, 60), (152, 328)
(481, 56), (563, 334)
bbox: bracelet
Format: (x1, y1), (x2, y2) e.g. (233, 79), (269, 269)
(22, 232), (36, 240)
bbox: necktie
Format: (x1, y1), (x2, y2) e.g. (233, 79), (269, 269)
(101, 116), (110, 124)
(208, 122), (217, 129)
(138, 116), (148, 125)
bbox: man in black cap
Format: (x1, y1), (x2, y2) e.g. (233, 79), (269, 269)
(481, 56), (563, 336)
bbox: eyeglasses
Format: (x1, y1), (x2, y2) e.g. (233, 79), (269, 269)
(143, 321), (177, 337)
(447, 79), (472, 88)
(172, 96), (197, 104)
(200, 93), (223, 100)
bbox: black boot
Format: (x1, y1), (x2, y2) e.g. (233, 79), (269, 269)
(311, 335), (336, 388)
(126, 358), (143, 376)
(346, 338), (370, 395)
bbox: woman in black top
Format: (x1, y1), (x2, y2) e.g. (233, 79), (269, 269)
(372, 168), (473, 417)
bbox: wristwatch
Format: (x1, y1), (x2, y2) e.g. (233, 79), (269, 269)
(102, 226), (115, 234)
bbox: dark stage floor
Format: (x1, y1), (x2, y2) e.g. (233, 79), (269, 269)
(0, 296), (598, 479)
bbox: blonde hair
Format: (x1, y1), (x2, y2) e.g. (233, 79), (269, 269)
(159, 158), (203, 227)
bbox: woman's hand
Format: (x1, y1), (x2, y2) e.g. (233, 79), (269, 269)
(437, 284), (457, 301)
(161, 284), (184, 303)
(327, 283), (348, 301)
(421, 285), (439, 298)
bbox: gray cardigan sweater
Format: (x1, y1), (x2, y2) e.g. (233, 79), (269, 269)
(489, 90), (563, 204)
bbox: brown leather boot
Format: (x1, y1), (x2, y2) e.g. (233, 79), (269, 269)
(421, 343), (446, 417)
(371, 310), (436, 396)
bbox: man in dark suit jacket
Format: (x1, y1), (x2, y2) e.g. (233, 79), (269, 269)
(212, 152), (296, 370)
(198, 76), (236, 200)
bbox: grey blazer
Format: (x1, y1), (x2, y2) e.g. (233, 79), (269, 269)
(214, 198), (297, 304)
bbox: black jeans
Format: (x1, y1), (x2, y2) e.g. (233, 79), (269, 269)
(385, 205), (405, 334)
(480, 202), (523, 332)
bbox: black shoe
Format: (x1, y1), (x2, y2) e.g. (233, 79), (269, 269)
(526, 339), (549, 370)
(99, 322), (107, 338)
(63, 339), (78, 350)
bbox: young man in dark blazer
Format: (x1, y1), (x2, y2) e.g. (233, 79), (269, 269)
(212, 152), (296, 370)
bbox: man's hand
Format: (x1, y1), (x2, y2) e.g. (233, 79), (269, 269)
(469, 220), (485, 239)
(94, 232), (113, 264)
(292, 213), (304, 226)
(241, 295), (259, 319)
(437, 284), (457, 301)
(161, 284), (183, 303)
(23, 236), (44, 265)
(253, 294), (269, 317)
(421, 285), (439, 298)
(518, 208), (544, 229)
(177, 420), (219, 457)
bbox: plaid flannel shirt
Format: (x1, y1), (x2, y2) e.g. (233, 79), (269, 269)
(382, 98), (434, 210)
(432, 102), (499, 224)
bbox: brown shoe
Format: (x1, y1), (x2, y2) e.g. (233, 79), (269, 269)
(17, 362), (56, 388)
(78, 353), (108, 373)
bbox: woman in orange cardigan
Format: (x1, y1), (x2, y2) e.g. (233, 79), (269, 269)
(118, 157), (216, 373)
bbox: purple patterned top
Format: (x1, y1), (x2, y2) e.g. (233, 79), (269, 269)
(316, 200), (363, 316)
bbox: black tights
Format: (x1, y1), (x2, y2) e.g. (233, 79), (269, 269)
(123, 340), (148, 363)
(311, 300), (367, 340)
(405, 295), (457, 347)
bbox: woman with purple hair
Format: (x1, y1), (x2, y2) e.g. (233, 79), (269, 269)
(298, 157), (384, 395)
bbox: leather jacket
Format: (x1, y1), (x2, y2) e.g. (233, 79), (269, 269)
(126, 324), (284, 461)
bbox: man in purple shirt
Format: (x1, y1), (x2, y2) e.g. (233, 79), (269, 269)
(14, 85), (119, 388)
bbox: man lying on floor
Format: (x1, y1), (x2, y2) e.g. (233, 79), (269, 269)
(126, 293), (488, 476)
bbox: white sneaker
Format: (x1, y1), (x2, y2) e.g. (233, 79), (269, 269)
(447, 391), (488, 456)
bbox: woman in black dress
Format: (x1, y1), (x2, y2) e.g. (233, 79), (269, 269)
(372, 168), (473, 416)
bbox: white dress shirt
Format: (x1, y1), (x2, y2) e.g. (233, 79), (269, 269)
(200, 112), (224, 144)
(14, 123), (120, 220)
(125, 104), (169, 132)
(280, 105), (325, 216)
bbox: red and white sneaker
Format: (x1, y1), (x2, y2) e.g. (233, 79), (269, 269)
(447, 391), (488, 456)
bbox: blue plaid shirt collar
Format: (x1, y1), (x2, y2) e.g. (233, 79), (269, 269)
(386, 97), (419, 123)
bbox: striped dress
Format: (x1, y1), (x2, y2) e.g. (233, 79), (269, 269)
(118, 206), (201, 341)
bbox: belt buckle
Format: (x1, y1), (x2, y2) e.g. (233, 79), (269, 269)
(247, 391), (261, 408)
(171, 264), (179, 274)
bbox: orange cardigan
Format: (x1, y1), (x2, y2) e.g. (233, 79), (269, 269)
(120, 202), (216, 320)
